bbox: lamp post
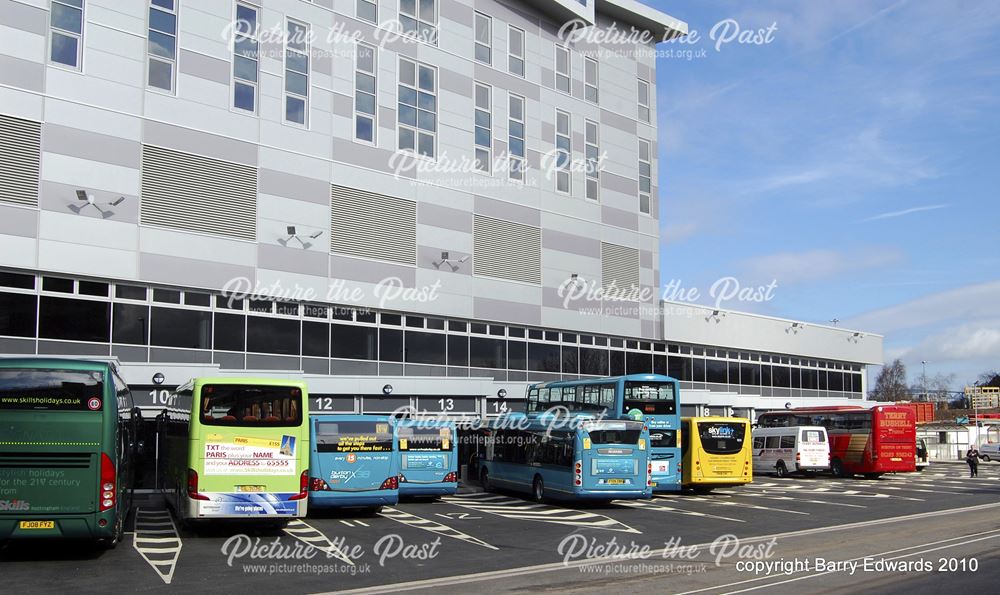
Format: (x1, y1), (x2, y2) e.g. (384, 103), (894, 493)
(921, 360), (928, 401)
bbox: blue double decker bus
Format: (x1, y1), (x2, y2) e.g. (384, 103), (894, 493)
(308, 415), (399, 513)
(525, 374), (681, 491)
(478, 415), (651, 501)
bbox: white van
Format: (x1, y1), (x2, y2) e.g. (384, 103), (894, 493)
(752, 426), (830, 477)
(978, 442), (1000, 462)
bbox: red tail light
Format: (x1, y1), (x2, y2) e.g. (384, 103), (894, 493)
(99, 453), (116, 512)
(443, 472), (457, 483)
(380, 476), (399, 490)
(187, 468), (210, 501)
(310, 477), (331, 491)
(290, 470), (309, 500)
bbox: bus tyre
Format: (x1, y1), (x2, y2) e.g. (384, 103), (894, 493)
(480, 469), (493, 492)
(532, 476), (545, 503)
(364, 506), (383, 516)
(830, 459), (845, 478)
(775, 462), (787, 478)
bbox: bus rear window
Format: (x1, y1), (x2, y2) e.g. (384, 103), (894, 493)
(649, 429), (677, 448)
(316, 421), (393, 452)
(200, 384), (302, 427)
(398, 426), (452, 451)
(697, 422), (746, 455)
(586, 421), (643, 445)
(0, 369), (104, 411)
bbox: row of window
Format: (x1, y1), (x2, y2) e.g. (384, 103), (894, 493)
(0, 289), (863, 392)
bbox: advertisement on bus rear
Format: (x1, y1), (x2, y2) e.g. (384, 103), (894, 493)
(203, 434), (298, 476)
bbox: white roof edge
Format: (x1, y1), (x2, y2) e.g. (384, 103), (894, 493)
(661, 300), (886, 339)
(597, 0), (688, 38)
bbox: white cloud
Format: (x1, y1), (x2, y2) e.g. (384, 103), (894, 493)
(844, 281), (1000, 335)
(662, 222), (698, 245)
(861, 204), (949, 222)
(893, 320), (1000, 362)
(741, 247), (903, 285)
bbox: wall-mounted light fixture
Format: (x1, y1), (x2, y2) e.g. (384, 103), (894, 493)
(705, 309), (726, 323)
(382, 384), (393, 395)
(497, 388), (507, 398)
(787, 322), (805, 334)
(279, 226), (323, 249)
(70, 189), (125, 218)
(152, 372), (165, 385)
(432, 251), (470, 272)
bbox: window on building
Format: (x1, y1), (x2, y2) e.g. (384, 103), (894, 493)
(331, 323), (377, 360)
(508, 93), (526, 181)
(638, 78), (651, 123)
(214, 313), (245, 351)
(555, 45), (570, 93)
(50, 0), (84, 69)
(584, 56), (598, 103)
(147, 0), (177, 92)
(399, 0), (437, 44)
(0, 293), (37, 338)
(585, 119), (599, 201)
(233, 3), (259, 112)
(357, 0), (376, 23)
(474, 82), (492, 173)
(555, 109), (571, 194)
(508, 25), (524, 76)
(398, 57), (436, 157)
(284, 18), (309, 125)
(474, 12), (491, 64)
(39, 296), (109, 343)
(248, 316), (299, 355)
(638, 138), (652, 214)
(151, 307), (211, 349)
(355, 43), (377, 143)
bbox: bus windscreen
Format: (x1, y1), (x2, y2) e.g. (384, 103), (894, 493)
(315, 421), (393, 453)
(649, 429), (677, 448)
(623, 382), (676, 415)
(0, 369), (104, 411)
(697, 421), (746, 455)
(200, 384), (302, 427)
(398, 426), (452, 451)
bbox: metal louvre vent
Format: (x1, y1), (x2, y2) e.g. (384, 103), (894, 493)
(330, 185), (416, 265)
(602, 242), (640, 293)
(474, 215), (541, 284)
(0, 114), (41, 207)
(141, 145), (257, 241)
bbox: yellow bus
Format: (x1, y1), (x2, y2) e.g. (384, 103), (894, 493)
(680, 417), (752, 493)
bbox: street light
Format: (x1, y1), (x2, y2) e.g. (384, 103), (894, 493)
(921, 360), (928, 401)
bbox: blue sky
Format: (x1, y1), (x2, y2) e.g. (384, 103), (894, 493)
(646, 0), (1000, 387)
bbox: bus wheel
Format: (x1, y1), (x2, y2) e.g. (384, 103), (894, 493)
(480, 469), (493, 492)
(363, 506), (383, 516)
(775, 462), (787, 478)
(532, 476), (545, 502)
(830, 459), (845, 478)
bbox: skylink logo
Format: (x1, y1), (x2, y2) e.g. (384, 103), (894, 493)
(0, 499), (30, 511)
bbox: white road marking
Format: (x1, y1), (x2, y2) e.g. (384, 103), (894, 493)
(132, 508), (182, 585)
(379, 507), (498, 550)
(284, 519), (355, 565)
(656, 494), (809, 515)
(616, 498), (747, 522)
(441, 493), (641, 533)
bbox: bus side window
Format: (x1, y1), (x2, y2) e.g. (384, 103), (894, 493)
(753, 436), (764, 450)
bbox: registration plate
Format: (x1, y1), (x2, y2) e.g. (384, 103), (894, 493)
(19, 521), (54, 529)
(236, 485), (266, 493)
(890, 457), (902, 462)
(607, 478), (626, 485)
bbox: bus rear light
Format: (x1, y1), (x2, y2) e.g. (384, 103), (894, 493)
(187, 469), (210, 501)
(575, 461), (582, 472)
(290, 470), (309, 500)
(310, 477), (331, 491)
(574, 477), (582, 486)
(380, 476), (399, 490)
(443, 472), (457, 483)
(99, 453), (116, 512)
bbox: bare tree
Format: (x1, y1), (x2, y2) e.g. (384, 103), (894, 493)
(870, 359), (909, 401)
(911, 372), (957, 402)
(976, 370), (1000, 387)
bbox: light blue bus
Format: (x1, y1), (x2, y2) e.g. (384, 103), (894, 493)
(525, 374), (681, 492)
(396, 419), (458, 498)
(478, 415), (651, 501)
(308, 415), (399, 513)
